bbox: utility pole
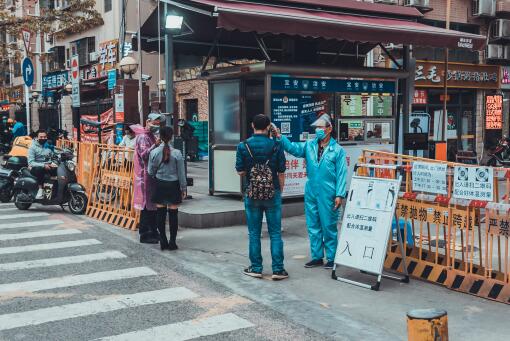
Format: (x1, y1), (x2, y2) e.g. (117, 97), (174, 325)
(165, 2), (174, 125)
(137, 0), (143, 124)
(442, 0), (451, 142)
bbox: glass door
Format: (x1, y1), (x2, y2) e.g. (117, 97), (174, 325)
(209, 80), (241, 194)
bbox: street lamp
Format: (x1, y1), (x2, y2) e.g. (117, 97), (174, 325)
(118, 55), (139, 79)
(31, 91), (40, 101)
(165, 14), (183, 31)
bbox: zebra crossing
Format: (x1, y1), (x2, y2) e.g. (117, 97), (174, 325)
(0, 204), (255, 340)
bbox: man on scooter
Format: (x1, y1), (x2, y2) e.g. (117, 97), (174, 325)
(27, 129), (55, 199)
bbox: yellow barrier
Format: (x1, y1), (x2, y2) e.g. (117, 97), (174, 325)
(360, 150), (510, 304)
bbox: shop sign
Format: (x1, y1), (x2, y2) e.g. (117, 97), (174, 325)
(412, 162), (447, 195)
(99, 39), (118, 71)
(453, 166), (494, 202)
(272, 76), (396, 93)
(42, 71), (69, 90)
(501, 67), (510, 90)
(485, 95), (503, 130)
(412, 90), (427, 105)
(372, 95), (392, 116)
(415, 61), (500, 89)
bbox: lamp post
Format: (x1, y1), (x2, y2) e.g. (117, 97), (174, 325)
(164, 7), (183, 127)
(118, 55), (139, 79)
(64, 83), (73, 94)
(31, 91), (40, 102)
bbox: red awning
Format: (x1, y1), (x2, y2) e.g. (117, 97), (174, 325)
(186, 0), (486, 50)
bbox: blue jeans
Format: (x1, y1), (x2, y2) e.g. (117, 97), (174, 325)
(244, 191), (284, 273)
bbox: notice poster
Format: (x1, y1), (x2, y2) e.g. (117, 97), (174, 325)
(335, 176), (401, 274)
(412, 162), (447, 195)
(271, 93), (333, 143)
(453, 166), (494, 201)
(282, 154), (307, 197)
(80, 108), (115, 144)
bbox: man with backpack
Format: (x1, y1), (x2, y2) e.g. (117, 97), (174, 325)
(236, 114), (288, 280)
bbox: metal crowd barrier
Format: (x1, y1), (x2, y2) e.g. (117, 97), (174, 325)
(360, 150), (510, 305)
(57, 140), (139, 230)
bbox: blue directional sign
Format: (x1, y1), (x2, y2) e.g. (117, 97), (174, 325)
(107, 69), (116, 90)
(22, 58), (34, 87)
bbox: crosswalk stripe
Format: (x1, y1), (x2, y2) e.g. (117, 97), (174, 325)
(0, 229), (81, 241)
(0, 251), (126, 271)
(0, 267), (157, 296)
(0, 203), (14, 207)
(0, 212), (49, 220)
(0, 239), (102, 255)
(0, 208), (17, 212)
(0, 219), (64, 230)
(0, 287), (198, 331)
(95, 313), (254, 341)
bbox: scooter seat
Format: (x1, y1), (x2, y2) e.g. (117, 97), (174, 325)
(21, 168), (36, 179)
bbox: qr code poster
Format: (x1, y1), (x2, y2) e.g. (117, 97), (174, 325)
(453, 166), (494, 202)
(281, 122), (291, 134)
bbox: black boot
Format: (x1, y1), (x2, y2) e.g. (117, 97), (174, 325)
(156, 207), (169, 250)
(168, 209), (179, 250)
(139, 209), (159, 244)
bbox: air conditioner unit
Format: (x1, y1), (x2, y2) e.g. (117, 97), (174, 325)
(374, 0), (397, 4)
(486, 44), (504, 59)
(472, 0), (496, 17)
(490, 19), (510, 41)
(405, 0), (430, 7)
(89, 51), (99, 62)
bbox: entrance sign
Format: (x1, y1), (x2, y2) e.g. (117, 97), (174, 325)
(412, 162), (447, 195)
(70, 55), (80, 107)
(453, 166), (494, 201)
(22, 58), (34, 87)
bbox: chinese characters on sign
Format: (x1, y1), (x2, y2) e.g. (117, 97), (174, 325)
(412, 162), (447, 195)
(396, 199), (449, 226)
(99, 39), (118, 71)
(281, 154), (307, 197)
(487, 212), (510, 237)
(335, 176), (401, 275)
(414, 61), (500, 89)
(485, 95), (503, 130)
(453, 166), (494, 201)
(271, 76), (396, 93)
(412, 90), (427, 105)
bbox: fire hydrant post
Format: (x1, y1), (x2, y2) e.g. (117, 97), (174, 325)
(407, 309), (448, 341)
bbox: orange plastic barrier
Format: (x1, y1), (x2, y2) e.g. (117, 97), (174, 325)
(360, 150), (510, 304)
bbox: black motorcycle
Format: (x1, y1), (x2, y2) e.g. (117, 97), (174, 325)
(13, 149), (88, 214)
(487, 136), (510, 167)
(0, 155), (27, 202)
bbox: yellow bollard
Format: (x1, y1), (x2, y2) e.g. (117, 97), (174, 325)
(407, 309), (448, 341)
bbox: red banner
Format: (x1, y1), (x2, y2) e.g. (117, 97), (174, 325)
(80, 108), (115, 143)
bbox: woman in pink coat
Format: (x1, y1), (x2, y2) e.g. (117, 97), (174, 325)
(131, 113), (165, 243)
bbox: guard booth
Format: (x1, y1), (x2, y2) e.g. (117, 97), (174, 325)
(139, 0), (486, 197)
(206, 63), (403, 196)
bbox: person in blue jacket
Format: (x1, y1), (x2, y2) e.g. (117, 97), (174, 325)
(11, 119), (27, 139)
(276, 114), (347, 269)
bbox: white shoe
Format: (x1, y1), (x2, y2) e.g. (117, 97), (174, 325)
(35, 189), (44, 200)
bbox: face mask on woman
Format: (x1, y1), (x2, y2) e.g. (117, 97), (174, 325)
(149, 125), (160, 134)
(315, 128), (327, 140)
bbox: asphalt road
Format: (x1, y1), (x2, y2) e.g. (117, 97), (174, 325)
(0, 203), (329, 341)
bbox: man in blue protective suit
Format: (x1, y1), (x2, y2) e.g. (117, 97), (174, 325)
(276, 114), (347, 269)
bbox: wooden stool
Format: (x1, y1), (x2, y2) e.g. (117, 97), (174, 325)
(407, 309), (448, 341)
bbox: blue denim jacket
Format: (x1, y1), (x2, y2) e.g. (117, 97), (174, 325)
(236, 134), (286, 191)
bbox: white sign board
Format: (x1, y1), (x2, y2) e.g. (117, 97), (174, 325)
(22, 30), (31, 53)
(409, 112), (430, 134)
(281, 143), (394, 198)
(335, 176), (401, 274)
(115, 93), (124, 112)
(70, 55), (80, 107)
(412, 162), (447, 195)
(453, 166), (494, 201)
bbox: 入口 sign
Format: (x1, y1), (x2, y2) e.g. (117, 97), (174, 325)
(453, 166), (494, 202)
(335, 176), (401, 275)
(485, 95), (503, 130)
(412, 162), (447, 195)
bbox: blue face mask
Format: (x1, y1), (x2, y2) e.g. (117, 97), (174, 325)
(315, 128), (326, 140)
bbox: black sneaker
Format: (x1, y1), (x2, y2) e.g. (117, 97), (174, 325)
(324, 261), (335, 269)
(243, 267), (262, 278)
(272, 270), (289, 281)
(140, 236), (159, 244)
(304, 259), (324, 268)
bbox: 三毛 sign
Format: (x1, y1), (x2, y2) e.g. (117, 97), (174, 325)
(453, 166), (494, 201)
(412, 162), (447, 195)
(71, 55), (80, 107)
(335, 176), (401, 275)
(486, 95), (503, 130)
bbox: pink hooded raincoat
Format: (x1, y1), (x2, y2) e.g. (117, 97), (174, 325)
(131, 124), (157, 211)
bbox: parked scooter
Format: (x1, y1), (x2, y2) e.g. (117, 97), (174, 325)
(487, 136), (510, 167)
(13, 149), (88, 214)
